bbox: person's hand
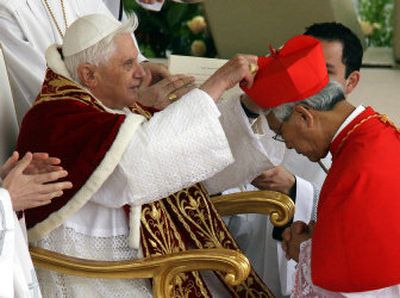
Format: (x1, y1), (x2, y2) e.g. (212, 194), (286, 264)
(24, 152), (63, 175)
(137, 73), (196, 110)
(140, 62), (170, 84)
(252, 166), (295, 195)
(200, 54), (258, 102)
(282, 221), (314, 262)
(3, 152), (73, 211)
(1, 151), (64, 180)
(0, 151), (19, 179)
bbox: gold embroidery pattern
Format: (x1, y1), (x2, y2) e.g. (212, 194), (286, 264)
(335, 113), (399, 156)
(129, 102), (153, 120)
(141, 200), (211, 298)
(166, 184), (274, 297)
(35, 69), (105, 111)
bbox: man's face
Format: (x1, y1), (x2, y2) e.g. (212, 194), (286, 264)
(93, 33), (145, 109)
(267, 109), (329, 162)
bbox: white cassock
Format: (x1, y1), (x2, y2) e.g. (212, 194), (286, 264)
(224, 112), (331, 298)
(30, 51), (275, 297)
(0, 0), (145, 124)
(0, 187), (42, 298)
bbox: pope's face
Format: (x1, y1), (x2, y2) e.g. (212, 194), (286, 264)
(93, 33), (146, 109)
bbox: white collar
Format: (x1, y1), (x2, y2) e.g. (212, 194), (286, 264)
(332, 105), (365, 142)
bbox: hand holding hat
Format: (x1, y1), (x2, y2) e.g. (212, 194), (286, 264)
(201, 54), (258, 101)
(241, 35), (329, 109)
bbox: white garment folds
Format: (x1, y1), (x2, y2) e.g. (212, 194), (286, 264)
(0, 188), (42, 298)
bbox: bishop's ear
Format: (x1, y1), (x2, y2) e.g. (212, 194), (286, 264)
(77, 63), (97, 90)
(294, 105), (314, 128)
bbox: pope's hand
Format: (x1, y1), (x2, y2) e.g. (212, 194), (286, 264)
(137, 73), (195, 110)
(200, 54), (258, 102)
(140, 62), (169, 84)
(252, 166), (296, 195)
(2, 152), (73, 211)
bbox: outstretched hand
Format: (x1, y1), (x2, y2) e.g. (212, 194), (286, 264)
(252, 166), (295, 195)
(137, 72), (195, 110)
(2, 152), (73, 211)
(200, 54), (258, 101)
(0, 151), (63, 179)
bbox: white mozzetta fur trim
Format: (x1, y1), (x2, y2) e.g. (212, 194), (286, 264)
(45, 44), (73, 80)
(129, 205), (142, 249)
(28, 113), (145, 242)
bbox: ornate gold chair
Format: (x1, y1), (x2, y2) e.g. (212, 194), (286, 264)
(29, 190), (294, 297)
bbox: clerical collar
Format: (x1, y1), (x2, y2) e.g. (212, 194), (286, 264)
(331, 105), (365, 143)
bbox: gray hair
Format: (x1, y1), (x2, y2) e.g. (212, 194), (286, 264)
(64, 16), (137, 83)
(271, 81), (345, 122)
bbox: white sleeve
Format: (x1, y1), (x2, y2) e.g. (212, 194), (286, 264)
(203, 96), (274, 194)
(274, 176), (314, 296)
(0, 14), (47, 123)
(293, 176), (314, 222)
(92, 88), (234, 207)
(0, 188), (15, 298)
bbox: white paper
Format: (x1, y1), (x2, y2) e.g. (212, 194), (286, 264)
(168, 55), (243, 101)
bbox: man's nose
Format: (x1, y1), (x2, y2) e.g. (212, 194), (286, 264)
(134, 62), (146, 78)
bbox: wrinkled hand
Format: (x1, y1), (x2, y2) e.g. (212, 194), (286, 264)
(3, 152), (73, 211)
(282, 221), (314, 262)
(140, 62), (170, 84)
(137, 73), (195, 110)
(252, 166), (295, 195)
(200, 54), (257, 102)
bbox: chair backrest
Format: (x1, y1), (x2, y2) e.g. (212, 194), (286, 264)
(0, 45), (19, 164)
(204, 0), (365, 58)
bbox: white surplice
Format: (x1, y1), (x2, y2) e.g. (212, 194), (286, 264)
(0, 188), (42, 298)
(293, 240), (400, 298)
(224, 112), (330, 297)
(30, 51), (275, 296)
(0, 0), (145, 124)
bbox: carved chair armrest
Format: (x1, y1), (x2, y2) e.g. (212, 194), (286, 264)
(211, 190), (295, 227)
(30, 246), (250, 298)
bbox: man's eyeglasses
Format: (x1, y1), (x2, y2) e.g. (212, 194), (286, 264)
(272, 122), (285, 142)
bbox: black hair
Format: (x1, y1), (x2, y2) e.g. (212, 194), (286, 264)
(304, 22), (363, 78)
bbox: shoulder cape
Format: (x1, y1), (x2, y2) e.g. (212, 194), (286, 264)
(16, 69), (144, 241)
(312, 107), (400, 292)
